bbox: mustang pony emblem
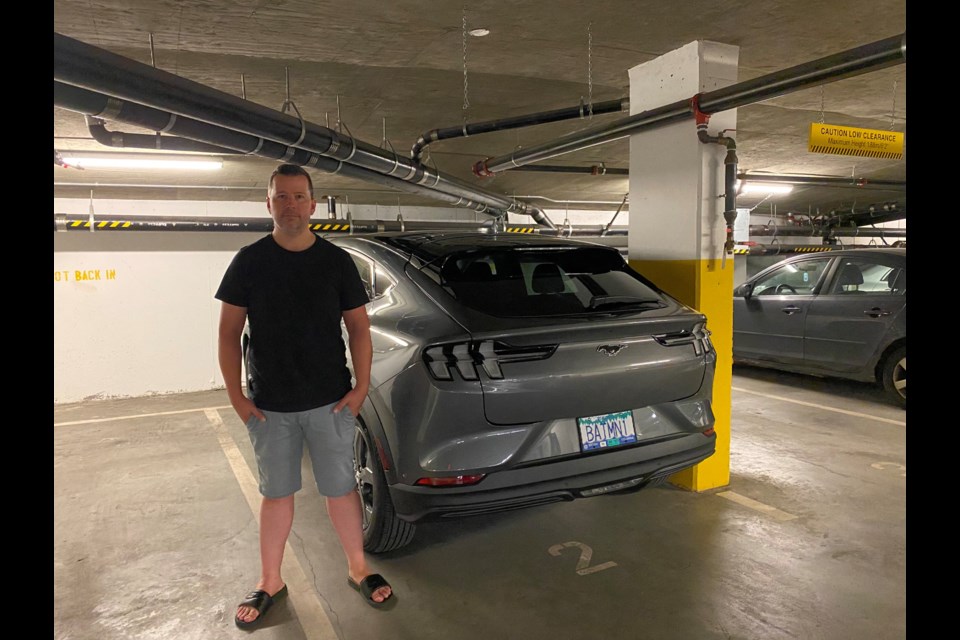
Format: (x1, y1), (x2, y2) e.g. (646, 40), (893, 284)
(597, 344), (627, 356)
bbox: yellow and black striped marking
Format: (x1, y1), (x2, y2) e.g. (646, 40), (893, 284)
(732, 248), (750, 255)
(310, 223), (350, 232)
(794, 246), (835, 252)
(504, 227), (538, 233)
(808, 146), (902, 160)
(70, 221), (133, 229)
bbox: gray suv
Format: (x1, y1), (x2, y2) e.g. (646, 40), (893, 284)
(329, 231), (718, 552)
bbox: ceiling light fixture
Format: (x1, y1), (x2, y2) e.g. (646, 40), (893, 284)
(738, 182), (794, 196)
(468, 28), (490, 37)
(58, 154), (224, 171)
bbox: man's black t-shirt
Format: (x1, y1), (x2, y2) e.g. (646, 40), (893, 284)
(215, 234), (369, 412)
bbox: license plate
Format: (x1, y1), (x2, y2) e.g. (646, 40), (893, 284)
(577, 411), (637, 452)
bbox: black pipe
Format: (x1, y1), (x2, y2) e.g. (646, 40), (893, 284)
(748, 225), (905, 237)
(54, 81), (501, 214)
(410, 98), (627, 162)
(511, 164), (629, 176)
(738, 173), (907, 190)
(53, 213), (623, 237)
(475, 33), (905, 174)
(54, 32), (552, 226)
(85, 116), (240, 155)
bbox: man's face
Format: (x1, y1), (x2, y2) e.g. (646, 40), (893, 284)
(267, 174), (316, 234)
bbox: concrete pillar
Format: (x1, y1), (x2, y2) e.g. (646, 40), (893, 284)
(627, 41), (738, 492)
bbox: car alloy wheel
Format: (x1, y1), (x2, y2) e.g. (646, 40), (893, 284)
(881, 345), (906, 409)
(353, 422), (416, 553)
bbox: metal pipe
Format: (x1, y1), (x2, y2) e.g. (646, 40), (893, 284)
(85, 116), (240, 155)
(54, 81), (501, 214)
(738, 173), (907, 190)
(748, 225), (905, 237)
(474, 33), (906, 175)
(52, 213), (618, 237)
(511, 164), (629, 176)
(410, 98), (628, 162)
(53, 33), (550, 225)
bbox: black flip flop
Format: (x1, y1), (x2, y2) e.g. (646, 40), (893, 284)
(347, 573), (396, 609)
(235, 584), (288, 629)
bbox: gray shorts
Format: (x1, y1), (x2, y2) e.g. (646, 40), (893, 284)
(245, 401), (357, 498)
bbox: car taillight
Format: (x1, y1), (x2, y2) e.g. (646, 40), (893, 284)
(415, 474), (486, 487)
(653, 322), (713, 355)
(423, 340), (557, 381)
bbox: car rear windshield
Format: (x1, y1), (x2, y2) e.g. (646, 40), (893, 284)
(429, 246), (668, 317)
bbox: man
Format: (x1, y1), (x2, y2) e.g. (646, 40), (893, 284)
(216, 163), (394, 629)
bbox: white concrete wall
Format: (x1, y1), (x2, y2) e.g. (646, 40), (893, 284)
(53, 198), (625, 404)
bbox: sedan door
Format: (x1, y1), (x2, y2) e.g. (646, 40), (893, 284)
(803, 256), (906, 375)
(733, 256), (832, 364)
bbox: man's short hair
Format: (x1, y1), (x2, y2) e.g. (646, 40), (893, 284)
(268, 164), (314, 197)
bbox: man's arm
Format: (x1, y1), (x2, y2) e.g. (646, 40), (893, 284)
(218, 301), (264, 422)
(336, 305), (372, 416)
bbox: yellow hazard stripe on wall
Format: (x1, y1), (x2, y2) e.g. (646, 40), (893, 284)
(627, 257), (732, 492)
(732, 248), (749, 255)
(505, 227), (538, 233)
(794, 246), (833, 252)
(70, 221), (132, 228)
(310, 223), (350, 231)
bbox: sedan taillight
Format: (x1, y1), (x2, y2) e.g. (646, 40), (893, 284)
(423, 340), (557, 381)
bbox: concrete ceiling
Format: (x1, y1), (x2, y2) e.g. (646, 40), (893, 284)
(53, 0), (907, 223)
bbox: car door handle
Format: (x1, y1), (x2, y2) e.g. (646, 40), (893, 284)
(781, 306), (802, 315)
(864, 307), (891, 318)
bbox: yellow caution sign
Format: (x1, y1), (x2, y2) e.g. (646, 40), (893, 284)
(808, 124), (904, 160)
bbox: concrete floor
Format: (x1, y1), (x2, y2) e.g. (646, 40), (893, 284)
(53, 366), (906, 640)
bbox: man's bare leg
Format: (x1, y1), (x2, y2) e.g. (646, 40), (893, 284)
(236, 495), (294, 623)
(327, 492), (392, 602)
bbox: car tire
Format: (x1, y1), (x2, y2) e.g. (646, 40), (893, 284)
(881, 345), (906, 409)
(354, 422), (416, 553)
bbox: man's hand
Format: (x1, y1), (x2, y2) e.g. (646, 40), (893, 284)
(232, 394), (266, 423)
(333, 387), (366, 417)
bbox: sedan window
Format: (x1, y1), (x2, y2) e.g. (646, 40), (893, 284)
(751, 257), (830, 296)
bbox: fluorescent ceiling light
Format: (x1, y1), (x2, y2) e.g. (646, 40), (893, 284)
(738, 182), (794, 195)
(60, 155), (223, 171)
(468, 28), (490, 37)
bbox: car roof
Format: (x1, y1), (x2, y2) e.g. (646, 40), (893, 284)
(359, 231), (617, 262)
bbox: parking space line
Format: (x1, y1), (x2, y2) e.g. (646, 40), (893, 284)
(54, 405), (233, 427)
(732, 386), (906, 427)
(204, 409), (339, 640)
(716, 490), (798, 522)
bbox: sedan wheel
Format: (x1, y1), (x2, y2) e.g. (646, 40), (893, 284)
(353, 423), (416, 553)
(881, 345), (906, 409)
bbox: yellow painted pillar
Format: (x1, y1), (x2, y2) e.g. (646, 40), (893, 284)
(627, 41), (738, 491)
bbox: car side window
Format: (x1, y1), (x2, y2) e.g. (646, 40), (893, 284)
(346, 250), (395, 301)
(348, 253), (375, 300)
(752, 257), (830, 296)
(828, 259), (904, 295)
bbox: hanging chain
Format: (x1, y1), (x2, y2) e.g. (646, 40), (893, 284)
(889, 79), (898, 130)
(818, 85), (825, 124)
(462, 8), (470, 118)
(587, 22), (593, 118)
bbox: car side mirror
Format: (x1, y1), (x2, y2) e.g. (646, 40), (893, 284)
(736, 283), (755, 298)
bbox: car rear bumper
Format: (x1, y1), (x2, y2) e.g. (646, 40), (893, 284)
(388, 432), (716, 522)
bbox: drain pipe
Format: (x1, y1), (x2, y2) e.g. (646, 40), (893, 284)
(738, 172), (907, 190)
(512, 164), (628, 176)
(52, 213), (608, 237)
(473, 33), (905, 175)
(55, 81), (502, 215)
(54, 33), (548, 226)
(85, 116), (240, 155)
(410, 98), (627, 163)
(692, 95), (739, 254)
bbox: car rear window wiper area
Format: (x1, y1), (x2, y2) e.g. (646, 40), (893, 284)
(588, 296), (666, 310)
